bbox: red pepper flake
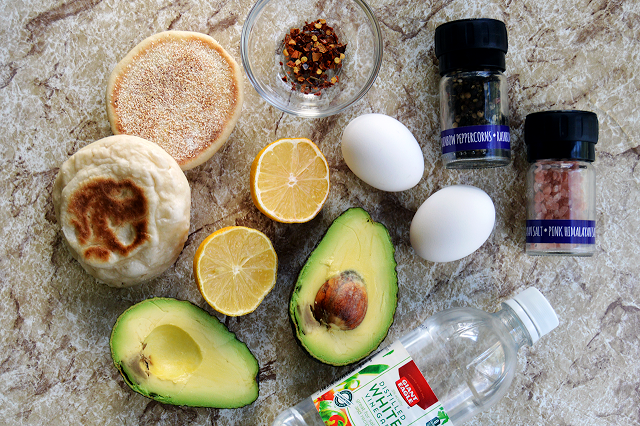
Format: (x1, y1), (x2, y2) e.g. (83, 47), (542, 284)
(280, 19), (347, 95)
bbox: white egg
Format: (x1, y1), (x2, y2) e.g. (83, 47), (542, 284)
(341, 113), (424, 192)
(410, 185), (495, 262)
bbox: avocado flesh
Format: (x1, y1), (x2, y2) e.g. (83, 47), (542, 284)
(290, 208), (398, 366)
(110, 298), (258, 408)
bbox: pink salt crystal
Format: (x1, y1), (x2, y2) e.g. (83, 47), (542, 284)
(558, 206), (569, 218)
(530, 160), (591, 228)
(535, 192), (544, 203)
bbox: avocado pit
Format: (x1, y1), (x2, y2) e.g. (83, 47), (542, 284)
(289, 208), (398, 366)
(313, 270), (368, 331)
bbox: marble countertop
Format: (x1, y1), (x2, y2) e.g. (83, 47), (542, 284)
(2, 0), (640, 425)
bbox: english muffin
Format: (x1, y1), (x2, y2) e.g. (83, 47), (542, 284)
(106, 31), (243, 171)
(52, 135), (191, 287)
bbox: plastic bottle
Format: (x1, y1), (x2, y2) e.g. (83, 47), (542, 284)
(272, 287), (558, 426)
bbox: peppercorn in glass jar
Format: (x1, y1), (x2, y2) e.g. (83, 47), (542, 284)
(435, 19), (511, 169)
(524, 110), (598, 256)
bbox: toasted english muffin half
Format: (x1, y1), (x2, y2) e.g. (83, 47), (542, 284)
(52, 135), (191, 287)
(106, 31), (243, 170)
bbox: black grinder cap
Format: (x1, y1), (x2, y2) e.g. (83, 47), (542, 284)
(525, 110), (599, 163)
(434, 18), (508, 75)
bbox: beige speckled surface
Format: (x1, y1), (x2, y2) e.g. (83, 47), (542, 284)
(1, 0), (640, 425)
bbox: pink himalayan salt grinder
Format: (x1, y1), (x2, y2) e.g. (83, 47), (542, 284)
(524, 110), (598, 256)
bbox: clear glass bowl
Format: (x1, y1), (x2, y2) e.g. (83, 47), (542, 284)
(241, 0), (383, 118)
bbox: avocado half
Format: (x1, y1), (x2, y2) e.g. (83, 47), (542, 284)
(110, 298), (259, 408)
(289, 208), (398, 366)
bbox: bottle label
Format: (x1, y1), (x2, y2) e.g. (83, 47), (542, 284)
(311, 341), (452, 426)
(526, 219), (596, 244)
(441, 124), (510, 154)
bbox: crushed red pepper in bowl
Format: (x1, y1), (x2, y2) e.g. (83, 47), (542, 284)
(240, 0), (382, 117)
(280, 19), (347, 95)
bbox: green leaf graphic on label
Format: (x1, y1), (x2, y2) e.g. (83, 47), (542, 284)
(318, 400), (332, 411)
(437, 407), (450, 424)
(338, 364), (389, 391)
(358, 364), (389, 375)
(344, 378), (359, 390)
(382, 350), (395, 357)
(318, 404), (348, 426)
(319, 409), (332, 422)
(339, 376), (358, 390)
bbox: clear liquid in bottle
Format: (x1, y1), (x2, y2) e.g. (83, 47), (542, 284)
(272, 288), (558, 426)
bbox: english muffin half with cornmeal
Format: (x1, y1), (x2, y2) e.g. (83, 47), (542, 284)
(106, 31), (243, 170)
(52, 135), (191, 287)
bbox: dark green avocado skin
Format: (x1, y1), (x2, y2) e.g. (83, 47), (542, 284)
(289, 208), (398, 366)
(110, 297), (259, 408)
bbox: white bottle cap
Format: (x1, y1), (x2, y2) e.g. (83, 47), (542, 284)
(504, 287), (559, 344)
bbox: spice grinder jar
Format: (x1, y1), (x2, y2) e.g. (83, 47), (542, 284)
(524, 110), (598, 256)
(435, 18), (511, 169)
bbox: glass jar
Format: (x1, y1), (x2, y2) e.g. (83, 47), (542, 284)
(435, 18), (511, 169)
(524, 110), (598, 256)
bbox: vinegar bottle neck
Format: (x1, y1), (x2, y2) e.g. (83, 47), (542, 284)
(493, 305), (534, 350)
